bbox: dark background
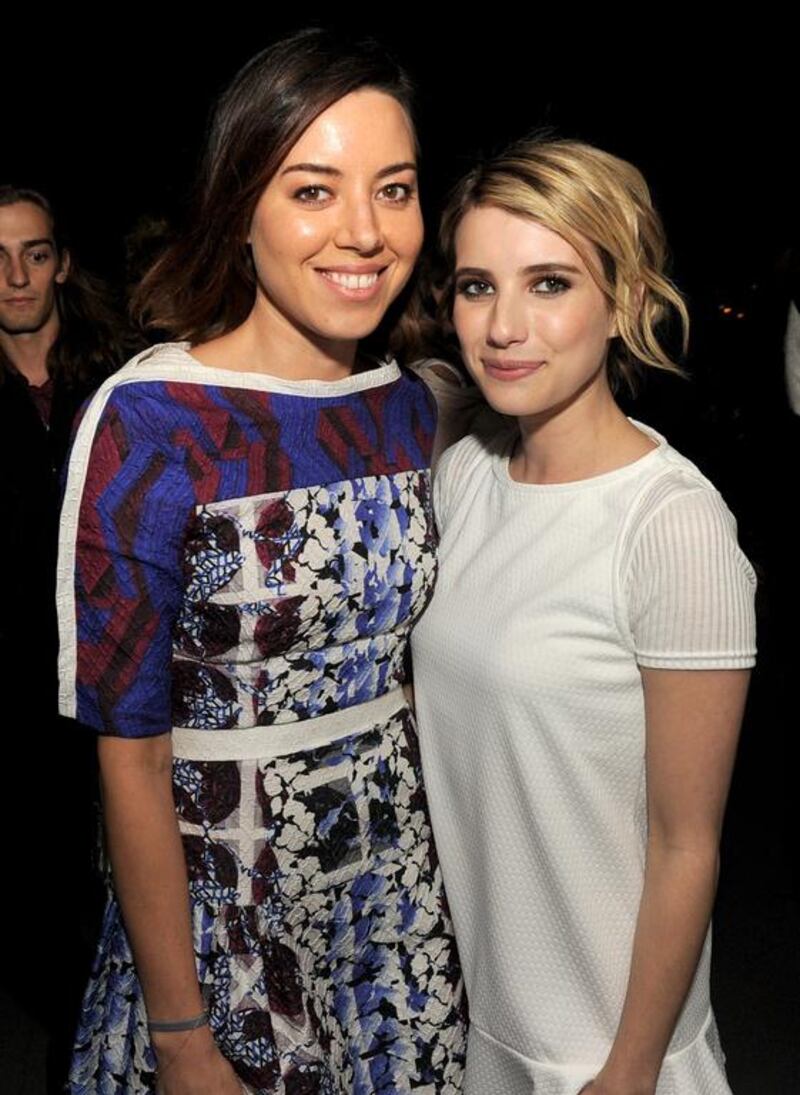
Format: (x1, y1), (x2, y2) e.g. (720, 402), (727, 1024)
(2, 16), (797, 1092)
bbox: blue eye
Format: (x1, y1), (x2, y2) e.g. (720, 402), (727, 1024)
(533, 275), (570, 295)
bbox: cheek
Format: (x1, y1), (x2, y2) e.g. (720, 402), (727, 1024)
(251, 211), (325, 266)
(293, 218), (327, 248)
(387, 209), (424, 263)
(452, 302), (486, 354)
(39, 270), (59, 296)
(547, 299), (613, 356)
(408, 211), (425, 257)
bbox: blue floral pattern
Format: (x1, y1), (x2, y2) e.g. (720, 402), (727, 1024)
(65, 363), (464, 1093)
(70, 713), (466, 1093)
(173, 472), (437, 727)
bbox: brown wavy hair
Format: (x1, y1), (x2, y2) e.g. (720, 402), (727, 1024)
(434, 137), (689, 392)
(132, 28), (416, 346)
(0, 186), (133, 386)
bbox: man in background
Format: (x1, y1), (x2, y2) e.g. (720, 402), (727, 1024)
(0, 186), (130, 1091)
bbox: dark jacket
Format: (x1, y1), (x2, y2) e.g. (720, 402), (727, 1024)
(0, 366), (101, 717)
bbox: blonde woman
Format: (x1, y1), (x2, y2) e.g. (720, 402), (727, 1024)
(411, 139), (756, 1094)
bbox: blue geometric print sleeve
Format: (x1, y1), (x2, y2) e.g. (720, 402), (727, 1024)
(58, 362), (439, 737)
(60, 383), (195, 737)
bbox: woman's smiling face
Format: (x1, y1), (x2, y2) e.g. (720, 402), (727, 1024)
(452, 205), (617, 421)
(247, 88), (423, 352)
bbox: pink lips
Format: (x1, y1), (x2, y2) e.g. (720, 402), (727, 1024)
(316, 264), (386, 275)
(483, 359), (545, 381)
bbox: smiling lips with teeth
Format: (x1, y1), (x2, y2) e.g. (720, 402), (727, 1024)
(322, 271), (380, 289)
(317, 267), (387, 298)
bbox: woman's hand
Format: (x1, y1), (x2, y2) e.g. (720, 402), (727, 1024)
(154, 1024), (244, 1094)
(99, 736), (237, 1087)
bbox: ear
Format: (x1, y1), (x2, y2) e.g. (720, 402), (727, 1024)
(55, 248), (71, 284)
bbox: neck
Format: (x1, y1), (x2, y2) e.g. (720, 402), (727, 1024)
(510, 374), (653, 485)
(0, 309), (60, 386)
(193, 294), (359, 380)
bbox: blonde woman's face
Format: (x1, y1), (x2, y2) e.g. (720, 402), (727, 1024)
(452, 206), (616, 420)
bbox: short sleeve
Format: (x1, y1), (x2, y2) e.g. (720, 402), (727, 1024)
(625, 486), (757, 669)
(406, 357), (488, 471)
(432, 418), (512, 536)
(57, 385), (193, 736)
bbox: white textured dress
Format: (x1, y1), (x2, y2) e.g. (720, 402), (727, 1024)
(411, 420), (757, 1095)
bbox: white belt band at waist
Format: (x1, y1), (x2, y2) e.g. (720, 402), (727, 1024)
(171, 687), (408, 761)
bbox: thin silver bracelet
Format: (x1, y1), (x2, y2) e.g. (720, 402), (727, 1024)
(147, 1009), (209, 1033)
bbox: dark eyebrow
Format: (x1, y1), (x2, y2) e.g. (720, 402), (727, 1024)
(454, 267), (491, 279)
(0, 238), (54, 255)
(521, 263), (582, 275)
(454, 262), (583, 278)
(281, 163), (343, 178)
(280, 161), (417, 180)
(375, 161), (417, 179)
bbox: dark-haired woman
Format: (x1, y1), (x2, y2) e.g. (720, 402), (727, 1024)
(58, 31), (465, 1095)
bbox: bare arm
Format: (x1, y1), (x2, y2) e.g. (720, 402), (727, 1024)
(99, 735), (242, 1094)
(584, 668), (750, 1095)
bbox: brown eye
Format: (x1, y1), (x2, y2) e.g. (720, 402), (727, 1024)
(293, 185), (332, 204)
(379, 183), (414, 204)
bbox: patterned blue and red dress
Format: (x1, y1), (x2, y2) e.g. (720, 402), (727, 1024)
(57, 343), (466, 1094)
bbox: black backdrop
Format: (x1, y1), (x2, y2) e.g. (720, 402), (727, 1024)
(3, 15), (798, 1091)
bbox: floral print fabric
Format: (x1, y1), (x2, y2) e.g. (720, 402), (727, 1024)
(71, 711), (465, 1093)
(60, 349), (465, 1092)
(174, 472), (437, 728)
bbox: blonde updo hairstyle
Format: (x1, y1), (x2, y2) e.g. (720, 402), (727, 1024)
(437, 137), (689, 392)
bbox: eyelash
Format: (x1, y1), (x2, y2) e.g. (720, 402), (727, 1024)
(379, 182), (416, 205)
(291, 182), (416, 206)
(455, 274), (571, 299)
(534, 275), (570, 295)
(292, 185), (332, 205)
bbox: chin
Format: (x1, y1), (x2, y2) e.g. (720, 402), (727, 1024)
(318, 316), (388, 345)
(472, 383), (537, 419)
(0, 314), (47, 336)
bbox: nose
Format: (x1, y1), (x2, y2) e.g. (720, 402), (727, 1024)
(334, 193), (383, 255)
(486, 290), (528, 348)
(3, 253), (30, 289)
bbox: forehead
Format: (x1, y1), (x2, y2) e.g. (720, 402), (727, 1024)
(455, 205), (592, 270)
(282, 89), (416, 168)
(0, 201), (54, 245)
